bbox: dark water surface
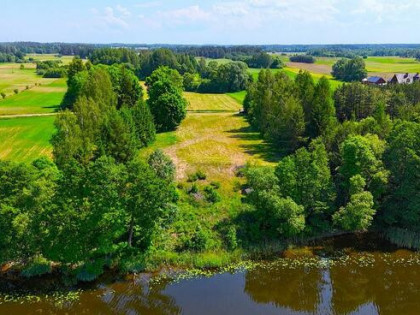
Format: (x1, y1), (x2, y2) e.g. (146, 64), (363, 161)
(2, 234), (420, 314)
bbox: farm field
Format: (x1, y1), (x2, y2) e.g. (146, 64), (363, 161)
(285, 56), (420, 80)
(25, 53), (74, 65)
(0, 79), (66, 115)
(185, 92), (242, 112)
(0, 115), (55, 162)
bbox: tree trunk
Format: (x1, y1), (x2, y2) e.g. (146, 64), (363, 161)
(128, 217), (134, 247)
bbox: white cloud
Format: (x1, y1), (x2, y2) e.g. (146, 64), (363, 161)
(116, 5), (131, 17)
(135, 1), (162, 9)
(158, 5), (211, 22)
(93, 6), (130, 29)
(352, 0), (420, 23)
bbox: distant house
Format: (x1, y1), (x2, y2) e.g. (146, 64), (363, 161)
(362, 76), (387, 85)
(389, 73), (420, 84)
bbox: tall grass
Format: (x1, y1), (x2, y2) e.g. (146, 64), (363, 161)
(385, 228), (420, 250)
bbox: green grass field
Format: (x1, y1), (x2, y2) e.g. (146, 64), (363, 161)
(25, 53), (75, 65)
(285, 55), (420, 80)
(185, 92), (242, 112)
(0, 79), (66, 115)
(0, 116), (55, 162)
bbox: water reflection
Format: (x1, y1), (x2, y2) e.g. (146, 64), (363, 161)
(3, 235), (420, 314)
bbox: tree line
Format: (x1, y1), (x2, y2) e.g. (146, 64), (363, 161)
(0, 58), (187, 280)
(242, 69), (419, 243)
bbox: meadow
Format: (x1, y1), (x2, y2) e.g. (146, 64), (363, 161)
(285, 55), (420, 80)
(142, 92), (277, 184)
(0, 115), (55, 161)
(0, 55), (69, 162)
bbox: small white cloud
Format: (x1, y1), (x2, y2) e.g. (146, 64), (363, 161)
(116, 5), (131, 17)
(135, 1), (162, 9)
(352, 0), (420, 23)
(93, 6), (130, 29)
(158, 5), (211, 23)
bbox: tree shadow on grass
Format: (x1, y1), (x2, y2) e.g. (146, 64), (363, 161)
(42, 104), (61, 112)
(226, 120), (283, 163)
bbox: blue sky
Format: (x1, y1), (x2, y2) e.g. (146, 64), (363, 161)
(1, 0), (420, 44)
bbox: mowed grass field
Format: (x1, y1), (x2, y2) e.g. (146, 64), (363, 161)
(185, 92), (242, 112)
(0, 79), (66, 115)
(284, 56), (420, 80)
(0, 116), (55, 161)
(0, 55), (71, 162)
(142, 92), (277, 188)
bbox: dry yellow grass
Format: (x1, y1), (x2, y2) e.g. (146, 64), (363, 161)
(141, 92), (278, 188)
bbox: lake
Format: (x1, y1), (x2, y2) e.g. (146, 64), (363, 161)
(1, 233), (420, 314)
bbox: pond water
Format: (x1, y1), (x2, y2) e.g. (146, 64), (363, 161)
(1, 233), (420, 314)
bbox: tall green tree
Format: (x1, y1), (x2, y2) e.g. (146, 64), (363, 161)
(308, 77), (337, 139)
(146, 67), (187, 132)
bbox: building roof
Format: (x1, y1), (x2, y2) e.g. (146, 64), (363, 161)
(366, 76), (385, 84)
(390, 73), (420, 84)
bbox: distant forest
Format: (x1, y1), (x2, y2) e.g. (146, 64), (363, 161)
(2, 42), (420, 63)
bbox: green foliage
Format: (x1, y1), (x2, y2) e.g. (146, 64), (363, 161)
(148, 149), (175, 181)
(338, 134), (388, 204)
(334, 82), (386, 121)
(21, 255), (52, 278)
(383, 122), (420, 230)
(307, 77), (337, 139)
(195, 170), (207, 180)
(275, 140), (335, 232)
(146, 67), (187, 132)
(332, 57), (367, 82)
(204, 186), (221, 203)
(107, 64), (143, 108)
(333, 175), (375, 231)
(185, 225), (211, 252)
(246, 70), (305, 153)
(289, 55), (316, 63)
(244, 167), (305, 238)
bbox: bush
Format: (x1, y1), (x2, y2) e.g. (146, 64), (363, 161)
(21, 255), (52, 278)
(225, 226), (238, 250)
(148, 149), (175, 181)
(210, 181), (221, 189)
(189, 183), (199, 194)
(289, 55), (316, 63)
(43, 68), (67, 78)
(195, 170), (207, 180)
(187, 172), (198, 182)
(204, 185), (221, 203)
(186, 226), (211, 252)
(13, 89), (19, 94)
(0, 92), (5, 99)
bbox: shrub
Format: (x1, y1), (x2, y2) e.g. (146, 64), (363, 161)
(0, 92), (5, 99)
(187, 173), (198, 182)
(225, 226), (238, 250)
(210, 181), (221, 189)
(186, 226), (211, 252)
(21, 255), (52, 278)
(289, 54), (316, 63)
(195, 170), (207, 180)
(148, 149), (175, 181)
(20, 64), (25, 70)
(13, 89), (19, 94)
(204, 185), (221, 203)
(189, 183), (199, 194)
